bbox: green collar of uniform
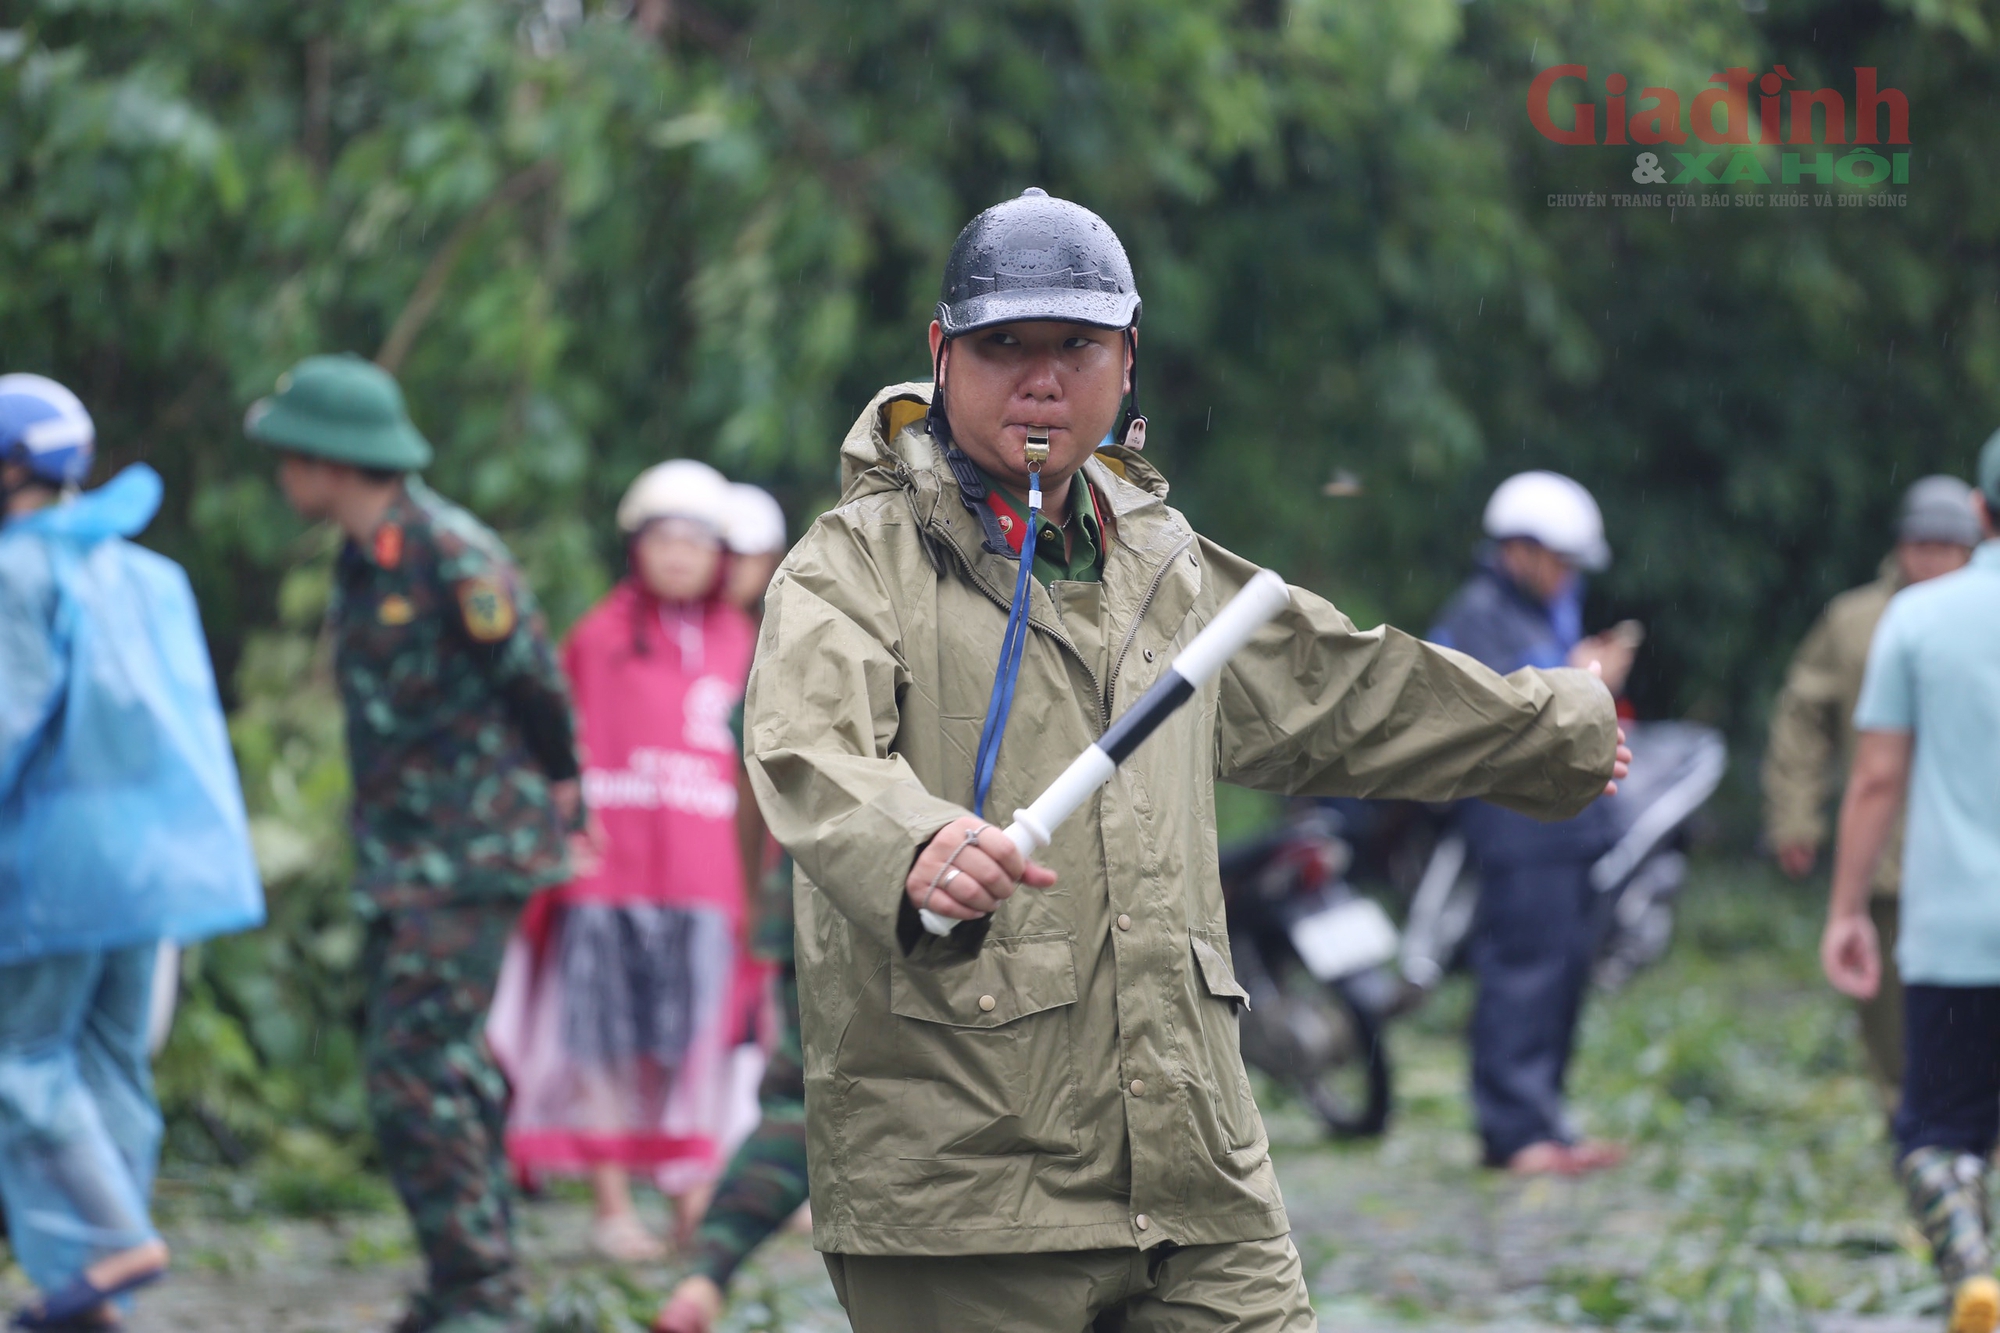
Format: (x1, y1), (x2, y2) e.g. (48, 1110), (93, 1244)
(975, 464), (1104, 585)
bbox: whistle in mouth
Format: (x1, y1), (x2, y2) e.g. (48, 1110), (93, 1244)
(1024, 429), (1050, 470)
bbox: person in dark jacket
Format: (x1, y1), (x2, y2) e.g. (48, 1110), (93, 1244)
(1430, 471), (1634, 1176)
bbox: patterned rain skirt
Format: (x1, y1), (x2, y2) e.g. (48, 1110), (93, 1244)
(489, 900), (757, 1191)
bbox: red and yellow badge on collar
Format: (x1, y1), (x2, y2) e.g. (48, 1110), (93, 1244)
(377, 594), (416, 626)
(373, 522), (404, 569)
(456, 576), (517, 643)
(983, 478), (1098, 556)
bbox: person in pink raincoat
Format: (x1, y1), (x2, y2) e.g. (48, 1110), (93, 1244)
(489, 460), (759, 1263)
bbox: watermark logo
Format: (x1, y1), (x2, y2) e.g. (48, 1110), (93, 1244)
(1530, 65), (1910, 207)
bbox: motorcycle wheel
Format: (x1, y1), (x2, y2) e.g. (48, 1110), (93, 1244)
(1277, 964), (1393, 1139)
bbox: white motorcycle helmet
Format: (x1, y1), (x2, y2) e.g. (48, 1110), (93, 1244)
(1482, 470), (1610, 572)
(616, 458), (736, 537)
(724, 483), (787, 556)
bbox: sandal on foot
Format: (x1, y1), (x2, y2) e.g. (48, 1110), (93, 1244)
(11, 1267), (161, 1330)
(590, 1214), (667, 1264)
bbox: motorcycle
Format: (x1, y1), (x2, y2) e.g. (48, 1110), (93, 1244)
(1220, 807), (1400, 1138)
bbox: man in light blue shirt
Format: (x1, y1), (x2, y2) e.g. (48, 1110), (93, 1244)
(1824, 430), (2000, 1333)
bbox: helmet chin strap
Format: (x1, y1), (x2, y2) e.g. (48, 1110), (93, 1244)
(1115, 326), (1147, 451)
(925, 337), (953, 446)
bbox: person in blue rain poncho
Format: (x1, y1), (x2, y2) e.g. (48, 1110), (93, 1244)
(0, 374), (264, 1330)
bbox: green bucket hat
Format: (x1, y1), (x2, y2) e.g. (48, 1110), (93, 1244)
(245, 353), (433, 471)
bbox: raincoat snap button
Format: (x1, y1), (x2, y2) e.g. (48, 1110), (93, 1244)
(1129, 1079), (1146, 1096)
(978, 994), (997, 1012)
(1143, 648), (1155, 662)
(1188, 552), (1198, 565)
(1117, 914), (1132, 931)
(1135, 1214), (1151, 1230)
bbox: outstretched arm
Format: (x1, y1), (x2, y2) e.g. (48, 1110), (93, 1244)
(1206, 539), (1621, 817)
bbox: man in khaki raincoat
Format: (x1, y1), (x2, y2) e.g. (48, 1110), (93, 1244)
(1764, 475), (1978, 1099)
(742, 189), (1627, 1331)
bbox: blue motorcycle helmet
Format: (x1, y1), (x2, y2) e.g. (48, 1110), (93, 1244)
(0, 373), (96, 491)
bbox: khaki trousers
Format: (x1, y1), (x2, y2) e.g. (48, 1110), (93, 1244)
(822, 1234), (1317, 1332)
(1859, 895), (1906, 1108)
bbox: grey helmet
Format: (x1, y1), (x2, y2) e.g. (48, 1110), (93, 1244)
(936, 188), (1141, 336)
(930, 188), (1147, 455)
(1898, 475), (1980, 547)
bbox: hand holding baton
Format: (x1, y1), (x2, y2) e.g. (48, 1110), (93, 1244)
(919, 568), (1292, 936)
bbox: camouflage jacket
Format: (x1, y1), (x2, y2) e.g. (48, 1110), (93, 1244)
(331, 478), (579, 909)
(1762, 558), (1902, 894)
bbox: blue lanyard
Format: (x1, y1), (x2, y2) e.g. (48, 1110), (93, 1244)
(971, 470), (1041, 818)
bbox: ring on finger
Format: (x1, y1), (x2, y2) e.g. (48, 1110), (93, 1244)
(923, 867), (968, 917)
(927, 855), (966, 894)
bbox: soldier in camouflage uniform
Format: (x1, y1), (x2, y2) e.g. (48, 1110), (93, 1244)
(250, 354), (582, 1333)
(655, 709), (808, 1333)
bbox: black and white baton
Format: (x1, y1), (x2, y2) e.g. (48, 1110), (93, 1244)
(920, 568), (1292, 936)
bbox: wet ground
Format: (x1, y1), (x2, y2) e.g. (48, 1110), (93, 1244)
(0, 865), (1954, 1331)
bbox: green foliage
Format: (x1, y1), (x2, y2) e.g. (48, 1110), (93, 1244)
(5, 0), (1993, 730)
(534, 1270), (656, 1333)
(6, 0), (1993, 1180)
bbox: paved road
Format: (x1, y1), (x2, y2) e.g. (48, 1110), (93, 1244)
(0, 1121), (1938, 1333)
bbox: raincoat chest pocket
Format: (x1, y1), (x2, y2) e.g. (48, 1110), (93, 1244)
(1189, 928), (1263, 1152)
(888, 931), (1081, 1158)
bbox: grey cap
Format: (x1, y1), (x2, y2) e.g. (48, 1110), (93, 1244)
(1899, 475), (1980, 547)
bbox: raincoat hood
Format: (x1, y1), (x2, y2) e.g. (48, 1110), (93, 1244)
(8, 462), (162, 543)
(837, 381), (1171, 586)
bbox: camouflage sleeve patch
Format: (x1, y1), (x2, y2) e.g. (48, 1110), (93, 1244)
(456, 575), (519, 643)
